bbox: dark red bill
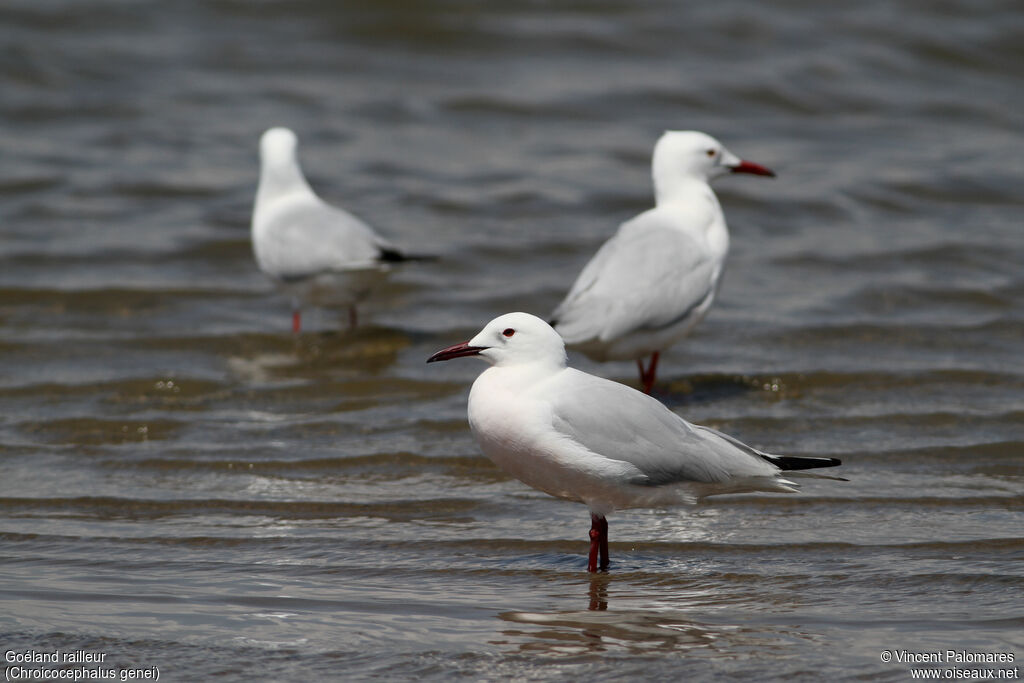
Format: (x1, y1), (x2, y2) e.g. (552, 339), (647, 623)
(427, 341), (487, 363)
(730, 160), (775, 177)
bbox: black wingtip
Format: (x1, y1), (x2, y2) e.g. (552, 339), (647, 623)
(378, 247), (438, 263)
(763, 455), (842, 471)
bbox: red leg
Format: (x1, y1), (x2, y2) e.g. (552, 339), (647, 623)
(638, 351), (660, 394)
(588, 523), (599, 573)
(588, 513), (609, 572)
(348, 305), (358, 330)
(292, 310), (302, 334)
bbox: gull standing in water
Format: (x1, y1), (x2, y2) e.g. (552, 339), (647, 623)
(549, 131), (774, 393)
(252, 127), (417, 333)
(428, 312), (840, 572)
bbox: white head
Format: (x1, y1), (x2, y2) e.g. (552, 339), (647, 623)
(255, 127), (313, 210)
(260, 127), (299, 167)
(427, 312), (568, 369)
(651, 130), (773, 202)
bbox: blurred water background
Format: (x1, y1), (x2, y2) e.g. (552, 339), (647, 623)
(1, 0), (1022, 680)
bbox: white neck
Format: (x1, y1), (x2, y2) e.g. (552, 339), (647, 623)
(256, 157), (315, 212)
(653, 166), (713, 206)
(651, 177), (729, 258)
(483, 357), (566, 392)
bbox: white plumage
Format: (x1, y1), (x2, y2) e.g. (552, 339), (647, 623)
(252, 127), (405, 332)
(428, 312), (840, 571)
(550, 131), (774, 392)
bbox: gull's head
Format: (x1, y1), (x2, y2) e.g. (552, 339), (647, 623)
(427, 312), (567, 369)
(259, 127), (299, 166)
(255, 127), (314, 207)
(652, 131), (774, 191)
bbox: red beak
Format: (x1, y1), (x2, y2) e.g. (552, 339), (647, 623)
(427, 340), (487, 363)
(730, 160), (775, 177)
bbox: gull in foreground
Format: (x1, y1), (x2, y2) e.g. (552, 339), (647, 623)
(549, 131), (774, 394)
(252, 127), (418, 333)
(428, 312), (840, 572)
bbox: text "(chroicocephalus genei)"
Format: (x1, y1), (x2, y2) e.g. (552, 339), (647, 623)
(549, 131), (774, 393)
(428, 312), (841, 572)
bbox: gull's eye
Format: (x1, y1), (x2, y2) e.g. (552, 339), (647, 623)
(706, 148), (716, 157)
(502, 328), (515, 338)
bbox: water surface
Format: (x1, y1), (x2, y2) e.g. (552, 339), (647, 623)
(1, 0), (1022, 680)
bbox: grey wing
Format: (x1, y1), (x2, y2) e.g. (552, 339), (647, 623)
(550, 212), (719, 344)
(266, 201), (392, 277)
(691, 424), (841, 474)
(546, 370), (778, 486)
(692, 424), (775, 459)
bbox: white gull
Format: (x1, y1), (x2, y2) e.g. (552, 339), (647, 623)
(428, 312), (841, 572)
(549, 131), (774, 393)
(252, 127), (415, 332)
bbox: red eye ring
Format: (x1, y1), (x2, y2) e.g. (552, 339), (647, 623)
(502, 328), (515, 337)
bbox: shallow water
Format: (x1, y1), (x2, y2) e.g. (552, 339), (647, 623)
(1, 0), (1022, 680)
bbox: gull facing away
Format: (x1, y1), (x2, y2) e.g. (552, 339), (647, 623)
(252, 127), (419, 333)
(428, 312), (841, 572)
(549, 131), (774, 394)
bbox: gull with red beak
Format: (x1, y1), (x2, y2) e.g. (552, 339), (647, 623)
(428, 312), (841, 572)
(549, 131), (774, 393)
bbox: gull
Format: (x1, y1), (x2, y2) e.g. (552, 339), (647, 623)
(428, 312), (840, 572)
(549, 131), (774, 393)
(252, 127), (416, 333)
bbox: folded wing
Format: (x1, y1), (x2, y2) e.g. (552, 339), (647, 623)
(545, 369), (781, 487)
(257, 196), (396, 278)
(551, 210), (719, 344)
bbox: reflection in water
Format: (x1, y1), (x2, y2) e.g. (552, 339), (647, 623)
(498, 572), (820, 657)
(225, 327), (408, 383)
(588, 573), (609, 611)
(498, 575), (727, 656)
